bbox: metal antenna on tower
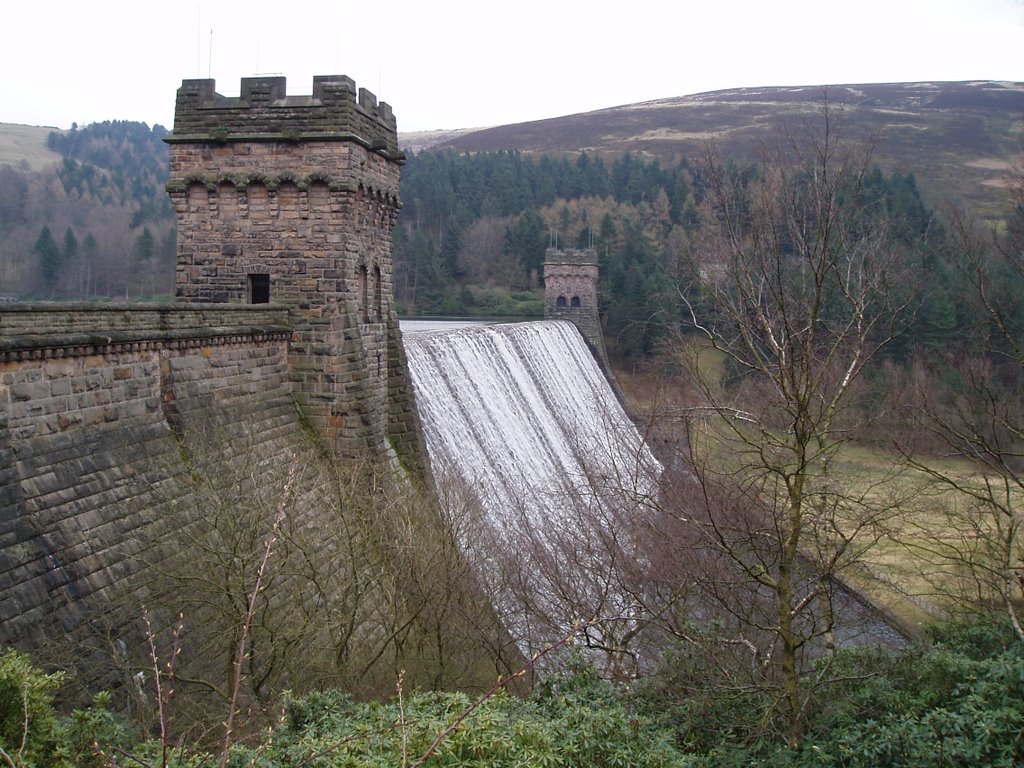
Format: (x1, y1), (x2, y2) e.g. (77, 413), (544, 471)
(196, 7), (201, 78)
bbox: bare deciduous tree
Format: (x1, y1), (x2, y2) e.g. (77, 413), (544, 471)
(661, 105), (916, 747)
(118, 422), (509, 741)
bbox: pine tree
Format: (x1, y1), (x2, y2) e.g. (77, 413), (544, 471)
(134, 227), (156, 297)
(134, 227), (155, 263)
(33, 225), (61, 295)
(81, 232), (98, 297)
(505, 209), (546, 287)
(62, 227), (78, 261)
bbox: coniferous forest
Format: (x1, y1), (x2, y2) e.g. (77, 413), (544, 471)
(2, 120), (1019, 368)
(393, 146), (1020, 362)
(0, 121), (175, 299)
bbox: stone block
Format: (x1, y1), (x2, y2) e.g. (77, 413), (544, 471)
(9, 382), (42, 402)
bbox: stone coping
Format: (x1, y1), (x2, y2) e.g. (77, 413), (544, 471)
(0, 301), (289, 313)
(1, 327), (293, 361)
(0, 302), (294, 360)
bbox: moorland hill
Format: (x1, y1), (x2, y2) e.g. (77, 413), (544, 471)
(406, 80), (1024, 221)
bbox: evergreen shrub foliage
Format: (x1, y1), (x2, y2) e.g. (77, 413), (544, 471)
(232, 659), (689, 767)
(3, 623), (1022, 766)
(633, 621), (1024, 768)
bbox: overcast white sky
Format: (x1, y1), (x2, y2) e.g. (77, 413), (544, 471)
(2, 0), (1022, 133)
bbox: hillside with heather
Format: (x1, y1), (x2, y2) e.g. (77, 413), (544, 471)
(407, 80), (1024, 222)
(388, 81), (1021, 361)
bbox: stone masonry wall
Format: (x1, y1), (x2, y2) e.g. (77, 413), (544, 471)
(0, 303), (291, 342)
(0, 304), (304, 646)
(166, 143), (398, 304)
(0, 75), (430, 654)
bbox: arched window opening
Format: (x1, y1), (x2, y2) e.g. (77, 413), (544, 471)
(570, 296), (581, 308)
(247, 183), (268, 215)
(358, 265), (369, 323)
(372, 266), (382, 321)
(308, 181), (330, 213)
(187, 182), (207, 213)
(217, 181), (238, 219)
(277, 182), (299, 217)
(556, 295), (568, 308)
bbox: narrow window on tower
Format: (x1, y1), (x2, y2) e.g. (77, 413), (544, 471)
(358, 265), (369, 322)
(249, 273), (270, 304)
(373, 266), (382, 321)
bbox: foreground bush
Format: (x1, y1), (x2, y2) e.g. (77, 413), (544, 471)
(634, 621), (1024, 767)
(0, 647), (132, 768)
(7, 622), (1021, 766)
(231, 661), (688, 767)
(798, 622), (1024, 768)
(1, 647), (689, 767)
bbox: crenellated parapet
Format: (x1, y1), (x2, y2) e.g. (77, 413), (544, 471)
(166, 76), (403, 205)
(167, 75), (403, 159)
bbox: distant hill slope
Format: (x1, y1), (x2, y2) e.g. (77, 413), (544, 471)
(0, 123), (62, 171)
(0, 121), (174, 299)
(409, 81), (1024, 220)
(399, 127), (489, 153)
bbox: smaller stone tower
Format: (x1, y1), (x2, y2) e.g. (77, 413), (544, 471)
(543, 247), (609, 368)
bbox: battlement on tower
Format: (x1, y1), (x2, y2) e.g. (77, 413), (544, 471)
(165, 73), (420, 462)
(168, 75), (400, 157)
(544, 247), (599, 266)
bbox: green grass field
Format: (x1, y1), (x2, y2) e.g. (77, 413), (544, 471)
(0, 122), (62, 170)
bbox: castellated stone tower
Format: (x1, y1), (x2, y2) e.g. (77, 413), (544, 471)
(166, 75), (420, 459)
(543, 247), (610, 368)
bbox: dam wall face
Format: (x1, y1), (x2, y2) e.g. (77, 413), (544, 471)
(0, 304), (302, 644)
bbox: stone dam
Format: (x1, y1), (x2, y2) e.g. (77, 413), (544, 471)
(0, 75), (425, 651)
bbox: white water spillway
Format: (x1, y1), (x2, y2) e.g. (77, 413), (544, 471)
(404, 320), (658, 525)
(404, 320), (661, 661)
